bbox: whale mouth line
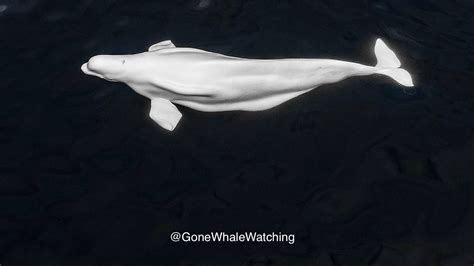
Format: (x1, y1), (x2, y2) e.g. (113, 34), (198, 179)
(81, 63), (104, 79)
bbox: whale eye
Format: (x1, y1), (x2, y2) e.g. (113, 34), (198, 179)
(121, 59), (126, 65)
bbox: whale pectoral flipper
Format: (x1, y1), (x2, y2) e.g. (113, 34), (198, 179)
(148, 40), (176, 52)
(149, 98), (182, 131)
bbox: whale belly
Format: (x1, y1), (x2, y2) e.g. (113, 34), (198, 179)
(172, 88), (314, 112)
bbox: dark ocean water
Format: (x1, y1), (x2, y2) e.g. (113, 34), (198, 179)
(1, 0), (473, 265)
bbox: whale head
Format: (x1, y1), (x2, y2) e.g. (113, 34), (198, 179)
(81, 55), (131, 81)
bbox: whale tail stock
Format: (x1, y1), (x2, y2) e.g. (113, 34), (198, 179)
(373, 38), (414, 87)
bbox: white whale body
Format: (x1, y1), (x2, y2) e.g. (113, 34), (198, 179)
(81, 38), (414, 131)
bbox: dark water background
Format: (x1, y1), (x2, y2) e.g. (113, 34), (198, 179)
(1, 0), (474, 265)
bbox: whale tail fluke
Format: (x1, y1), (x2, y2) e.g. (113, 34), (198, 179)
(374, 38), (414, 87)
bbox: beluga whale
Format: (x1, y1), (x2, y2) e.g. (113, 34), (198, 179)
(81, 38), (414, 131)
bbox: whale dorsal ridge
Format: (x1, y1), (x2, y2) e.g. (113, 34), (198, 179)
(148, 40), (176, 52)
(149, 98), (182, 131)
